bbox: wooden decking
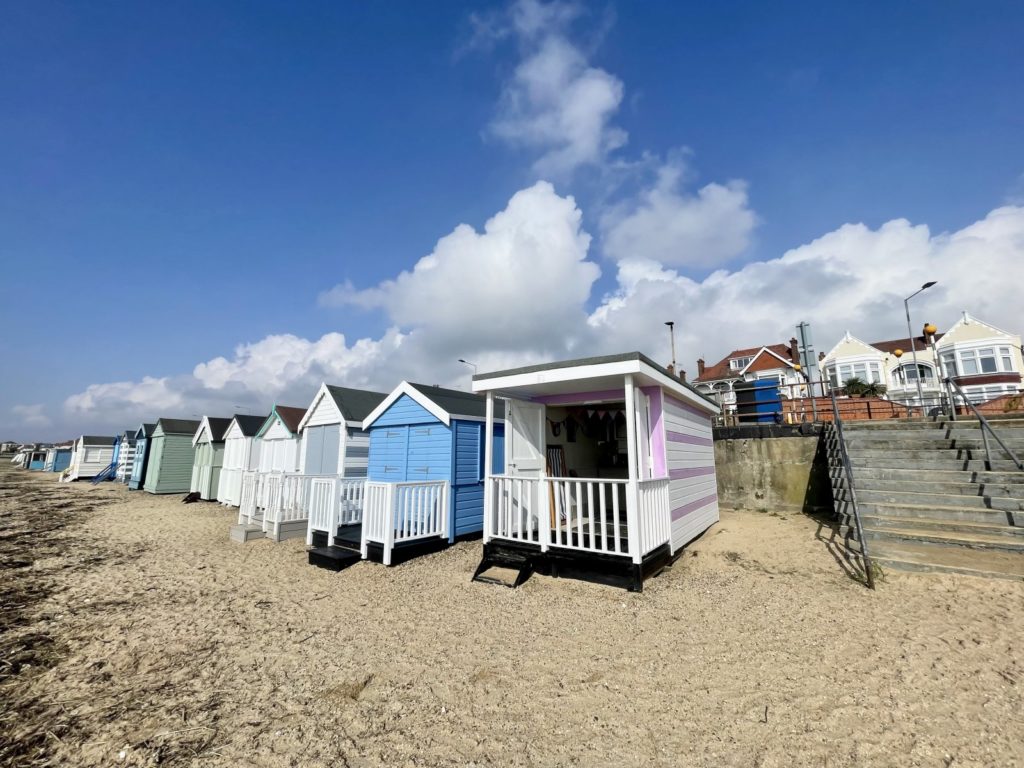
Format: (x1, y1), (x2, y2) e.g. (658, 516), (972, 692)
(307, 523), (452, 571)
(474, 537), (672, 592)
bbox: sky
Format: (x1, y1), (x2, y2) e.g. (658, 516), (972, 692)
(2, 0), (1023, 440)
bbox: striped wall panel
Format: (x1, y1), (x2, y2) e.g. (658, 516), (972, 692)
(663, 393), (719, 552)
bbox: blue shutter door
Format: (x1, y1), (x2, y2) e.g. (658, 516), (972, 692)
(368, 426), (409, 481)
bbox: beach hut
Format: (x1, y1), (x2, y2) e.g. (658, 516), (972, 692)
(65, 436), (116, 481)
(470, 352), (721, 591)
(26, 447), (48, 470)
(43, 444), (73, 473)
(190, 416), (231, 501)
(233, 405), (306, 540)
(114, 429), (137, 484)
(307, 382), (505, 570)
(143, 419), (201, 494)
(128, 423), (156, 490)
(217, 414), (268, 506)
(293, 383), (387, 545)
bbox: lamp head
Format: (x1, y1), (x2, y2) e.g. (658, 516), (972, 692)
(893, 348), (904, 358)
(922, 281), (937, 290)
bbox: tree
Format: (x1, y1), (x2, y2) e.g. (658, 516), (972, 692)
(843, 377), (887, 398)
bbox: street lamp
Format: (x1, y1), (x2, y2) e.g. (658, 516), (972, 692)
(457, 358), (477, 375)
(665, 321), (676, 369)
(904, 281), (937, 413)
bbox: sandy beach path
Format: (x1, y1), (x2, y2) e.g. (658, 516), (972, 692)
(1, 464), (1022, 768)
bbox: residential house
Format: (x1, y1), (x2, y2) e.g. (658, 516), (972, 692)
(692, 338), (806, 412)
(822, 311), (1024, 406)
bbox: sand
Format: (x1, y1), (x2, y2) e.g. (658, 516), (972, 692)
(1, 464), (1022, 768)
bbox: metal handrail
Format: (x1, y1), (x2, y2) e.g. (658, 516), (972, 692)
(944, 378), (1024, 471)
(829, 387), (875, 589)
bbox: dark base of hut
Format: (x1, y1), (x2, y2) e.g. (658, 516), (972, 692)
(308, 524), (458, 571)
(474, 540), (672, 592)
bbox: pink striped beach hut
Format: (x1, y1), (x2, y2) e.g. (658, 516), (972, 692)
(470, 352), (720, 591)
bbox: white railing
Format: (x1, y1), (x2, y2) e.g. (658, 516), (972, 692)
(487, 475), (673, 561)
(548, 478), (629, 557)
(238, 470), (260, 524)
(259, 473), (285, 534)
(305, 477), (367, 546)
(361, 480), (449, 566)
(490, 476), (543, 545)
(637, 477), (671, 557)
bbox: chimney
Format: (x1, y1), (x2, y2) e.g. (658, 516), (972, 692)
(818, 351), (825, 362)
(666, 363), (676, 377)
(697, 358), (706, 377)
(679, 370), (687, 382)
(789, 337), (800, 365)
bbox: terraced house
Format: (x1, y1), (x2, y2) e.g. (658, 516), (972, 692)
(822, 311), (1023, 406)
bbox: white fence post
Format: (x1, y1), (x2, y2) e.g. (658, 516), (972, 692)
(538, 478), (550, 552)
(483, 392), (495, 544)
(383, 483), (396, 566)
(624, 376), (642, 565)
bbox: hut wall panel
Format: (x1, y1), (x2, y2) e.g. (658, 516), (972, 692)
(342, 428), (370, 478)
(663, 394), (719, 552)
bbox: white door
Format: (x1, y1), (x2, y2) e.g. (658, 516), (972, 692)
(506, 399), (545, 477)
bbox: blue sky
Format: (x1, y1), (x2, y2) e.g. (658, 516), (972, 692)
(3, 1), (1023, 439)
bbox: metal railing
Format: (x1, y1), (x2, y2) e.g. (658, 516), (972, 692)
(945, 378), (1024, 472)
(706, 377), (957, 426)
(828, 387), (875, 590)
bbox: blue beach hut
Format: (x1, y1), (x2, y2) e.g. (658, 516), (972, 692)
(44, 444), (73, 472)
(128, 422), (156, 490)
(307, 382), (504, 570)
(27, 448), (48, 470)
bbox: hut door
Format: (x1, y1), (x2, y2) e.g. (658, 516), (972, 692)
(506, 399), (545, 478)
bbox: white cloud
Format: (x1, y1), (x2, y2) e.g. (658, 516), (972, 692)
(322, 181), (600, 357)
(488, 0), (626, 177)
(59, 200), (1024, 436)
(600, 157), (758, 268)
(12, 404), (51, 428)
(588, 206), (1024, 372)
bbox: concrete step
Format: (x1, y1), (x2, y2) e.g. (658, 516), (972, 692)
(849, 456), (1021, 471)
(854, 500), (1024, 526)
(855, 514), (1024, 539)
(846, 447), (985, 460)
(852, 488), (1024, 512)
(229, 523), (265, 543)
(844, 437), (1024, 451)
(838, 466), (1024, 485)
(860, 523), (1024, 553)
(844, 427), (1024, 441)
(844, 418), (1024, 432)
(866, 539), (1024, 581)
(835, 477), (1024, 499)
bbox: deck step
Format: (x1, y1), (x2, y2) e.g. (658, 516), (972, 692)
(229, 523), (266, 543)
(472, 549), (534, 588)
(308, 546), (362, 572)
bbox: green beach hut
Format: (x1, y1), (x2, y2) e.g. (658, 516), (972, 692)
(143, 418), (201, 495)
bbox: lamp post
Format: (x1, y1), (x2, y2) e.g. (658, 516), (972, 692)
(904, 281), (937, 414)
(665, 321), (676, 370)
(457, 358), (477, 375)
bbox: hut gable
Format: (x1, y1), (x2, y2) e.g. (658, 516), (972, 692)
(192, 416), (231, 447)
(226, 414), (269, 439)
(299, 384), (388, 431)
